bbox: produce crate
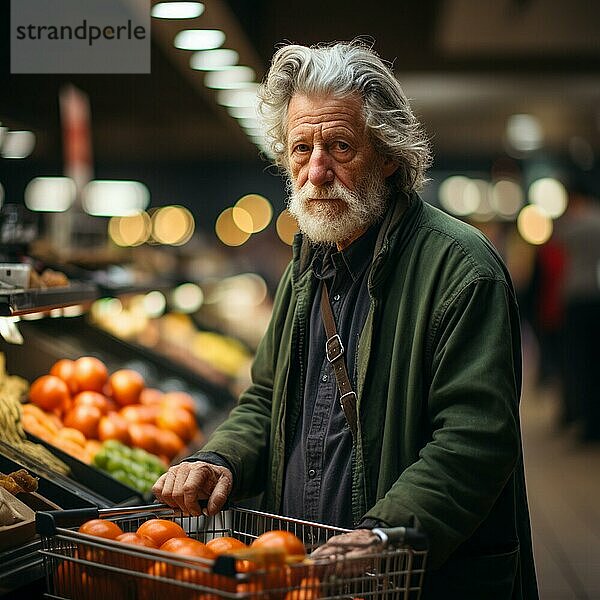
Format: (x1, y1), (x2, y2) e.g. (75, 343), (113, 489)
(26, 433), (144, 506)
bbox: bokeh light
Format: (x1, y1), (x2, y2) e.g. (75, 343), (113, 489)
(491, 180), (523, 219)
(172, 283), (204, 313)
(109, 212), (151, 247)
(439, 176), (478, 216)
(215, 207), (251, 246)
(25, 177), (76, 212)
(528, 177), (568, 218)
(152, 205), (195, 245)
(235, 194), (273, 233)
(517, 205), (553, 245)
(276, 210), (299, 245)
(143, 291), (167, 318)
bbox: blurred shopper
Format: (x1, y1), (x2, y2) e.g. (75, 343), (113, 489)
(154, 41), (538, 599)
(556, 182), (600, 441)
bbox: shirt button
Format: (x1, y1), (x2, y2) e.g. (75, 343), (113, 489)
(308, 469), (316, 478)
(333, 294), (341, 301)
(321, 374), (328, 382)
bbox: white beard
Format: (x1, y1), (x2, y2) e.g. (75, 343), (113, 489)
(286, 170), (390, 245)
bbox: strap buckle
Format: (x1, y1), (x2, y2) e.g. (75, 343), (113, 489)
(339, 390), (357, 410)
(325, 334), (344, 362)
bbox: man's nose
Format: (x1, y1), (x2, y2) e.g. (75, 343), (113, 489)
(308, 148), (334, 187)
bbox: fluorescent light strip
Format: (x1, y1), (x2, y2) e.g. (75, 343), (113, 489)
(204, 66), (256, 89)
(175, 29), (225, 51)
(152, 2), (204, 19)
(190, 48), (239, 70)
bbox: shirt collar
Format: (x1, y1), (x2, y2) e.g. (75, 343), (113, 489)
(312, 222), (381, 283)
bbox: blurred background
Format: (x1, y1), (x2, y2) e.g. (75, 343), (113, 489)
(1, 1), (599, 598)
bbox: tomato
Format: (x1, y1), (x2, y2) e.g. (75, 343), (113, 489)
(161, 537), (214, 555)
(129, 423), (162, 454)
(206, 536), (248, 555)
(120, 404), (157, 425)
(73, 391), (111, 414)
(74, 357), (108, 393)
(161, 391), (196, 415)
(284, 577), (321, 600)
(109, 369), (145, 406)
(155, 429), (185, 460)
(79, 519), (124, 539)
(251, 531), (306, 559)
(98, 412), (130, 444)
(50, 359), (79, 394)
(117, 532), (157, 548)
(56, 427), (86, 447)
(63, 404), (102, 439)
(156, 406), (197, 443)
(136, 519), (186, 548)
(29, 375), (71, 412)
(139, 387), (164, 406)
(54, 559), (87, 598)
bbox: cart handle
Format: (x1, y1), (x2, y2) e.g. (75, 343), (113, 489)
(36, 503), (175, 535)
(373, 526), (428, 551)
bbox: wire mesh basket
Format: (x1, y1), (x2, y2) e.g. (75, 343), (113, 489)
(36, 504), (428, 600)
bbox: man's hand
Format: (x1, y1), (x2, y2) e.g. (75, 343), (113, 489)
(310, 529), (384, 575)
(152, 461), (233, 516)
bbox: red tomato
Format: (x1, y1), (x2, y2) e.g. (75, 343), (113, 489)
(136, 519), (186, 547)
(120, 404), (156, 425)
(79, 519), (123, 539)
(64, 404), (102, 439)
(156, 406), (197, 443)
(128, 423), (162, 454)
(73, 391), (111, 415)
(206, 536), (248, 555)
(139, 388), (164, 406)
(50, 359), (79, 394)
(116, 532), (157, 548)
(74, 357), (108, 393)
(29, 375), (71, 412)
(251, 530), (305, 559)
(161, 391), (196, 415)
(109, 369), (145, 406)
(154, 429), (184, 460)
(98, 412), (130, 444)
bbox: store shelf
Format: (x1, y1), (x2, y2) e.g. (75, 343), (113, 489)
(0, 283), (99, 317)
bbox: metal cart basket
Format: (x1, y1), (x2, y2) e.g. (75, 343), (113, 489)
(36, 504), (428, 600)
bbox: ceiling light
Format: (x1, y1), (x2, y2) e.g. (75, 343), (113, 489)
(25, 177), (76, 212)
(1, 131), (35, 159)
(152, 2), (204, 19)
(190, 48), (239, 70)
(227, 106), (258, 119)
(82, 180), (150, 216)
(237, 117), (261, 130)
(217, 85), (259, 108)
(204, 66), (255, 89)
(174, 29), (225, 51)
(506, 114), (543, 152)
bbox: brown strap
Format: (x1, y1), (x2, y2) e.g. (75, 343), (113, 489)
(320, 283), (358, 438)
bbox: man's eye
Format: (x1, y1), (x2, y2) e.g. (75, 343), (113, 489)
(293, 144), (310, 153)
(334, 141), (350, 151)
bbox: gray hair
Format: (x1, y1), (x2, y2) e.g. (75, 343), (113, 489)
(257, 40), (432, 192)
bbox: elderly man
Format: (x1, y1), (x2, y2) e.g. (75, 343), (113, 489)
(154, 41), (538, 599)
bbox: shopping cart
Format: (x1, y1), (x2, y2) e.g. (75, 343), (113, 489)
(36, 504), (428, 600)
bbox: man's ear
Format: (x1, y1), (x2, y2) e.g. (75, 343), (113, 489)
(382, 158), (399, 178)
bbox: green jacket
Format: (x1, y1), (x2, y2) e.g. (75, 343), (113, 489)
(201, 192), (538, 599)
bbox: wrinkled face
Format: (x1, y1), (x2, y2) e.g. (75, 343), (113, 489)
(285, 93), (396, 246)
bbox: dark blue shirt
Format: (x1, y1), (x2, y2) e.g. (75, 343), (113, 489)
(281, 224), (379, 528)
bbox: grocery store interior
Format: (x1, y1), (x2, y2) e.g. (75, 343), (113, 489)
(1, 0), (599, 598)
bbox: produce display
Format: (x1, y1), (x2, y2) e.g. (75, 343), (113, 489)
(92, 440), (166, 494)
(0, 353), (70, 475)
(65, 517), (313, 599)
(22, 357), (203, 473)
